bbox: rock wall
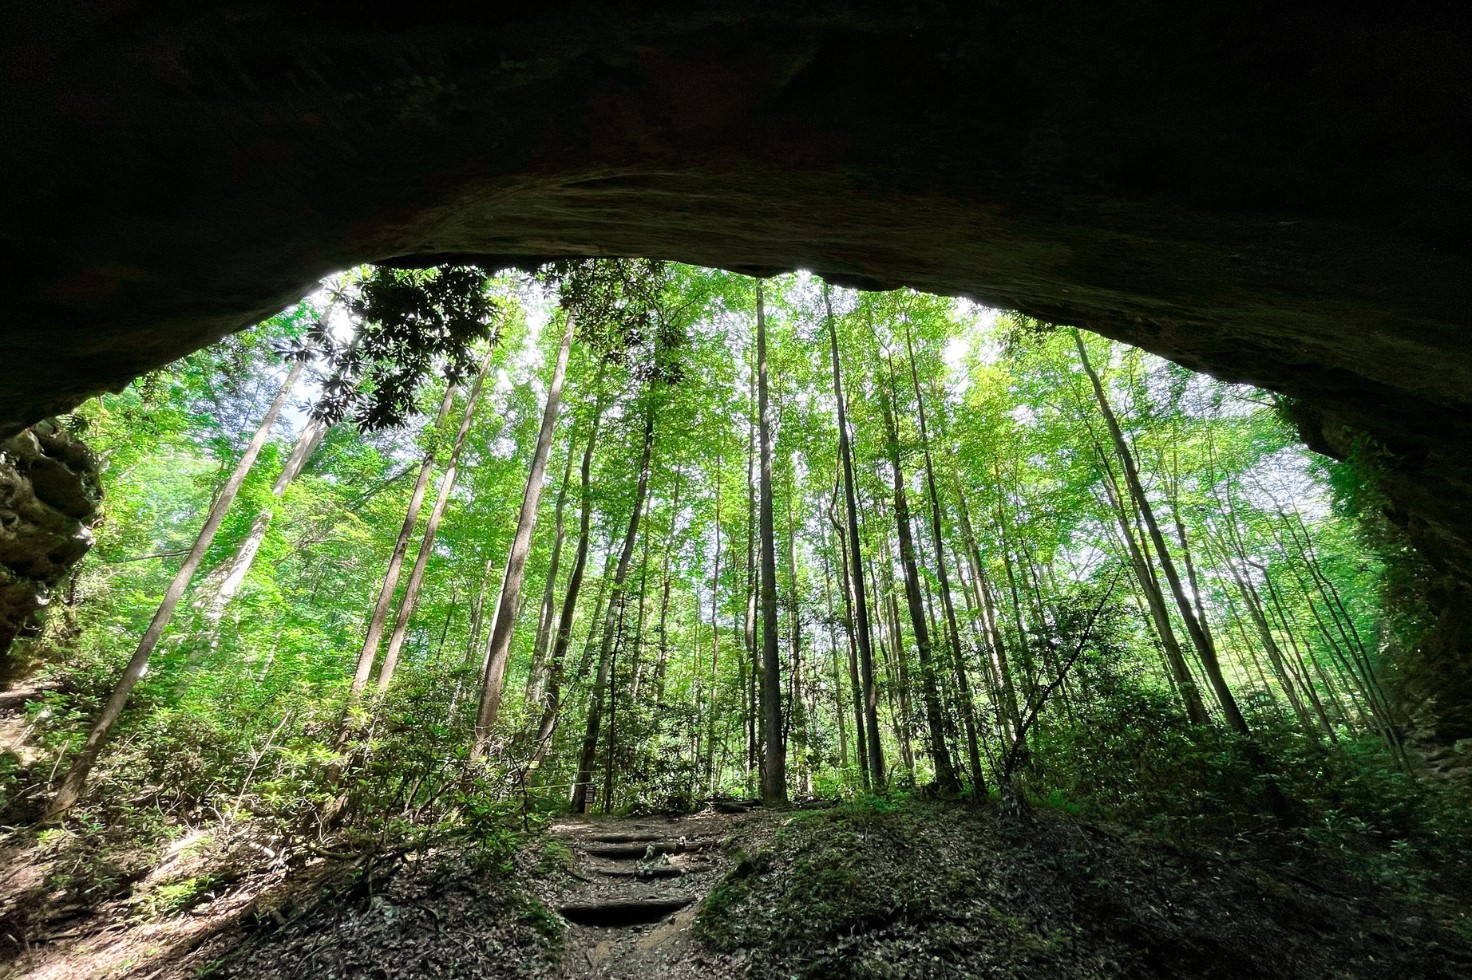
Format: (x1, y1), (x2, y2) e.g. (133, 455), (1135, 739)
(0, 3), (1468, 728)
(0, 422), (102, 665)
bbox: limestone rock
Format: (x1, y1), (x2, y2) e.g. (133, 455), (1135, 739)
(0, 421), (102, 662)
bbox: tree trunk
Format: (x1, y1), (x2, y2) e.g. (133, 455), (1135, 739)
(705, 459), (723, 793)
(628, 495), (654, 702)
(876, 354), (957, 792)
(527, 446), (576, 707)
(903, 328), (986, 794)
(48, 355), (306, 817)
(375, 353), (493, 692)
(819, 534), (851, 772)
(653, 473), (680, 708)
(204, 414), (329, 624)
(825, 283), (886, 786)
(1074, 331), (1252, 737)
(572, 410), (656, 811)
(784, 472), (811, 795)
(470, 311), (578, 756)
(830, 511), (871, 789)
(956, 484), (1022, 740)
(755, 281), (788, 804)
(1093, 443), (1211, 724)
(526, 394), (606, 778)
(350, 381), (460, 696)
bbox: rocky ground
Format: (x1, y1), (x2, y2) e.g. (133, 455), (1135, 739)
(0, 810), (753, 980)
(4, 802), (1472, 979)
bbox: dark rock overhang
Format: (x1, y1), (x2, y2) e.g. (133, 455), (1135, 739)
(0, 2), (1467, 596)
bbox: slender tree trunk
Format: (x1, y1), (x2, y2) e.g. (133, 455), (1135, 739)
(1094, 444), (1211, 723)
(527, 447), (576, 707)
(784, 475), (810, 795)
(1216, 509), (1338, 740)
(572, 411), (655, 811)
(205, 414), (329, 623)
(831, 512), (871, 789)
(469, 312), (578, 755)
(653, 471), (682, 708)
(992, 484), (1039, 694)
(868, 500), (916, 778)
(376, 353), (493, 691)
(571, 551), (615, 682)
(464, 559), (495, 668)
(755, 282), (787, 804)
(825, 284), (885, 785)
(743, 351), (759, 786)
(877, 373), (959, 788)
(628, 496), (654, 701)
(526, 395), (606, 777)
(956, 485), (1022, 739)
(1074, 332), (1252, 736)
(876, 355), (957, 791)
(1219, 539), (1317, 733)
(48, 355), (306, 817)
(351, 382), (460, 695)
(819, 536), (851, 772)
(705, 460), (723, 793)
(903, 328), (985, 793)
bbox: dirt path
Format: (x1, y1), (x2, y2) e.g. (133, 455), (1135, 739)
(544, 812), (745, 979)
(0, 808), (755, 979)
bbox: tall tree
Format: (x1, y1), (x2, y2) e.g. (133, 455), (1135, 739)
(470, 309), (578, 756)
(876, 347), (957, 792)
(572, 411), (656, 811)
(755, 280), (788, 803)
(526, 447), (577, 708)
(526, 392), (607, 777)
(826, 283), (886, 786)
(202, 414), (329, 626)
(904, 322), (986, 793)
(48, 352), (308, 817)
(375, 350), (494, 691)
(1073, 331), (1251, 737)
(350, 382), (459, 696)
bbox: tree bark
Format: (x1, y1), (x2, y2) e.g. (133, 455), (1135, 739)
(203, 414), (328, 624)
(572, 410), (655, 811)
(470, 310), (578, 756)
(876, 352), (957, 792)
(375, 352), (493, 691)
(903, 327), (985, 794)
(526, 446), (577, 708)
(48, 355), (306, 817)
(1093, 442), (1211, 724)
(526, 394), (606, 778)
(755, 281), (787, 804)
(1074, 331), (1252, 736)
(825, 283), (885, 786)
(955, 483), (1022, 740)
(350, 381), (459, 696)
(704, 458), (723, 793)
(830, 508), (871, 789)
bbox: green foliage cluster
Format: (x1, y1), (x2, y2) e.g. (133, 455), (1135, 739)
(4, 262), (1465, 952)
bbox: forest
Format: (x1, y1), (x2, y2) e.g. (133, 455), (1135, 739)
(2, 261), (1469, 979)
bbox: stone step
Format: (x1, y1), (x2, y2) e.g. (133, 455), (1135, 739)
(582, 830), (668, 844)
(578, 839), (713, 860)
(558, 894), (695, 927)
(590, 862), (686, 879)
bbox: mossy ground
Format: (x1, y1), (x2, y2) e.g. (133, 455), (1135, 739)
(694, 800), (1472, 980)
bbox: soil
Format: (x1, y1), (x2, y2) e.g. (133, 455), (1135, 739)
(0, 810), (754, 980)
(5, 802), (1471, 979)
